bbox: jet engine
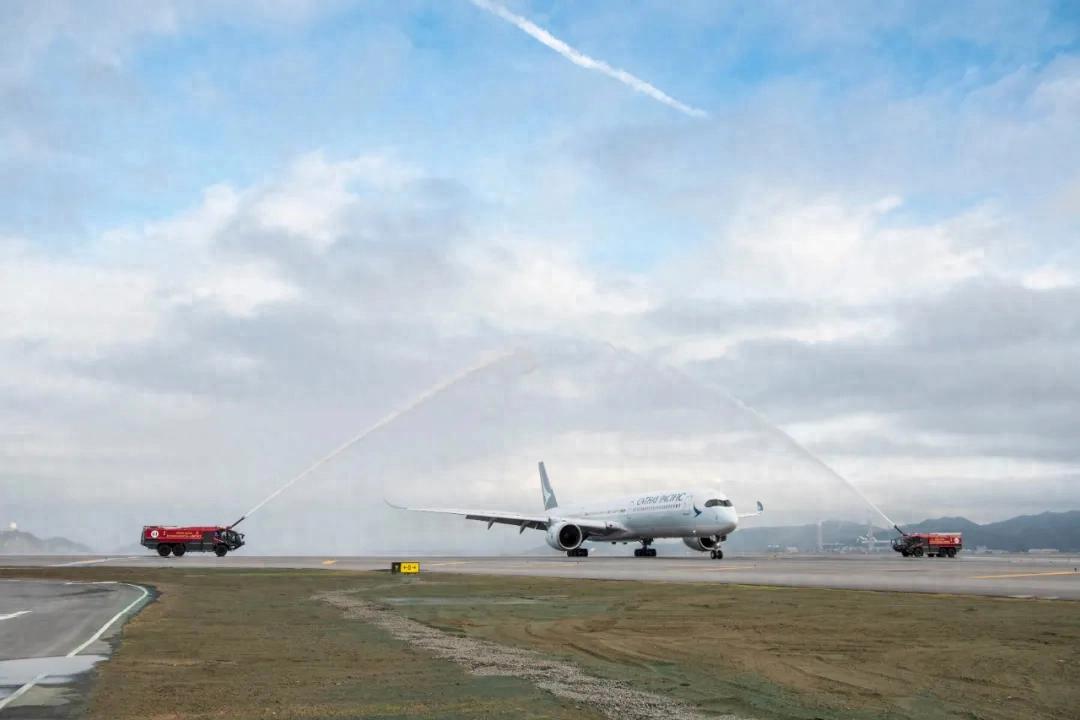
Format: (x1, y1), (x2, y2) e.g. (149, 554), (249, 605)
(683, 535), (720, 552)
(546, 522), (584, 551)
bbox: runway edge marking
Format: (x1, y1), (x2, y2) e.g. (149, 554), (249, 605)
(0, 673), (48, 713)
(68, 583), (150, 656)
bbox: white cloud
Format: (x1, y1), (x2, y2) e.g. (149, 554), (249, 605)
(0, 240), (160, 353)
(251, 152), (419, 252)
(711, 195), (986, 303)
(1022, 265), (1075, 290)
(454, 240), (652, 335)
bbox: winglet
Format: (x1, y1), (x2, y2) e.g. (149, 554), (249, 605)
(538, 461), (558, 510)
(739, 500), (765, 519)
(384, 497), (408, 511)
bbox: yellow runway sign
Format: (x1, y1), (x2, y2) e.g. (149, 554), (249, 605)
(392, 561), (420, 574)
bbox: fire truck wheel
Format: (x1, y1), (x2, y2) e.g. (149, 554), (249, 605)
(156, 544), (171, 557)
(172, 544), (186, 557)
(912, 546), (924, 558)
(901, 550), (910, 557)
(214, 545), (228, 557)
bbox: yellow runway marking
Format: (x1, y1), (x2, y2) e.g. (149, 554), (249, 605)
(970, 570), (1078, 580)
(321, 559), (337, 566)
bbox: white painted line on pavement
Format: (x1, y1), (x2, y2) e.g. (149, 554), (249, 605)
(0, 611), (32, 621)
(47, 557), (123, 567)
(0, 673), (48, 712)
(68, 583), (150, 657)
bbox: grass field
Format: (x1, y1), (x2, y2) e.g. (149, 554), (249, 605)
(3, 566), (1078, 720)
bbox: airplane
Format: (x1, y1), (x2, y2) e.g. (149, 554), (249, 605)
(388, 461), (763, 559)
(857, 524), (893, 553)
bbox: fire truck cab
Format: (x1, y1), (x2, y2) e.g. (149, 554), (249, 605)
(141, 525), (245, 557)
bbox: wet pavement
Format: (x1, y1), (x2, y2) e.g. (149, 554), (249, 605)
(0, 580), (148, 718)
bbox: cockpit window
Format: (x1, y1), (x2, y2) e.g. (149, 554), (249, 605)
(704, 498), (733, 507)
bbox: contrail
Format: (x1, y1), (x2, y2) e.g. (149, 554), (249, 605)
(228, 349), (523, 529)
(469, 0), (708, 119)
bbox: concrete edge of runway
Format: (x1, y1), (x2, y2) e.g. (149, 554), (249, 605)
(2, 552), (1079, 601)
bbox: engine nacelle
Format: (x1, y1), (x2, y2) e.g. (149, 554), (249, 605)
(546, 522), (584, 551)
(683, 535), (719, 552)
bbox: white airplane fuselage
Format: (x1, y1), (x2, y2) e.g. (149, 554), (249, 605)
(555, 489), (739, 542)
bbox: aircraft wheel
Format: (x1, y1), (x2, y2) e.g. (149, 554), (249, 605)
(157, 544), (171, 557)
(647, 548), (657, 557)
(214, 545), (228, 557)
(172, 544), (186, 557)
(633, 548), (642, 557)
(709, 550), (716, 559)
(714, 549), (723, 560)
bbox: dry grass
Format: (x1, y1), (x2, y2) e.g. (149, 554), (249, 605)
(4, 566), (1078, 720)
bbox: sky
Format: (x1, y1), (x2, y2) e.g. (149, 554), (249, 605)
(2, 0), (1079, 552)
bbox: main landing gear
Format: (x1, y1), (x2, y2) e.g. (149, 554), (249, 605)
(633, 539), (657, 558)
(566, 548), (589, 557)
(709, 549), (724, 560)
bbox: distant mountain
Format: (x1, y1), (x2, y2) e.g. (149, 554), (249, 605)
(909, 511), (1080, 552)
(0, 529), (93, 555)
(726, 510), (1080, 553)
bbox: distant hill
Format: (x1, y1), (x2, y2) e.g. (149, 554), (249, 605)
(727, 510), (1080, 553)
(0, 529), (93, 555)
(909, 511), (1080, 552)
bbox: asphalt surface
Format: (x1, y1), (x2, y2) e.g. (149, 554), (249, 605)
(4, 552), (1079, 600)
(0, 580), (148, 719)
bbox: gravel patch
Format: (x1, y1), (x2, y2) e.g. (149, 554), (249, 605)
(317, 590), (747, 720)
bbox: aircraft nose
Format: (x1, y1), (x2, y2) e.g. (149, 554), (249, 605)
(718, 507), (738, 535)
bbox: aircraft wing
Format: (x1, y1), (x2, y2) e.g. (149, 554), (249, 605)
(385, 499), (626, 535)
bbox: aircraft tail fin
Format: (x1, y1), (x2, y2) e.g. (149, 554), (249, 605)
(538, 461), (558, 510)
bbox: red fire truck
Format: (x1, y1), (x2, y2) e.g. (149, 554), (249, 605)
(141, 525), (245, 557)
(892, 531), (962, 558)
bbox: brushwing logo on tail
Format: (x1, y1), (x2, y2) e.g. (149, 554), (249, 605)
(539, 461), (558, 510)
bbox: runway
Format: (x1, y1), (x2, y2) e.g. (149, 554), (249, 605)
(0, 580), (148, 718)
(4, 552), (1079, 600)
